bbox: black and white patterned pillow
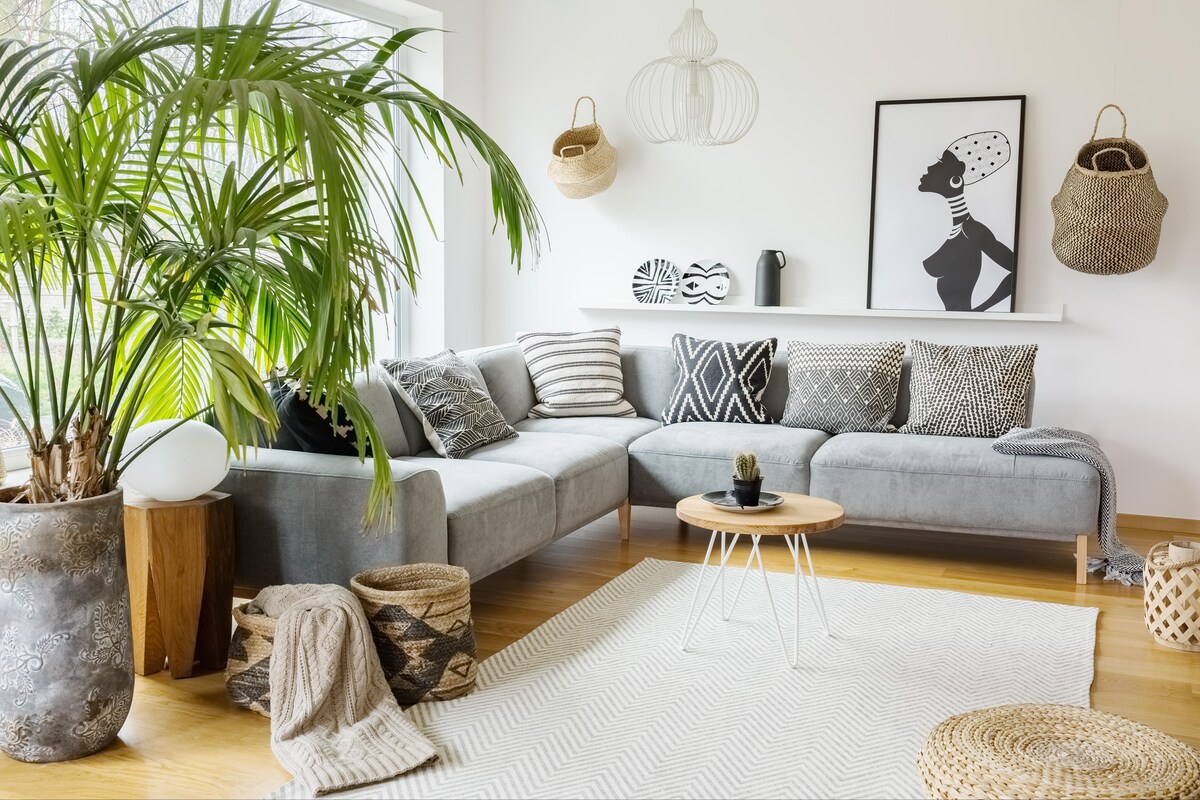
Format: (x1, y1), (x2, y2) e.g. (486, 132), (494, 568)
(516, 327), (636, 418)
(382, 350), (517, 458)
(781, 341), (906, 434)
(900, 340), (1038, 438)
(662, 334), (777, 425)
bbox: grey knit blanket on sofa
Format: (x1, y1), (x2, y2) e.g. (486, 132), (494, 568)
(992, 426), (1145, 585)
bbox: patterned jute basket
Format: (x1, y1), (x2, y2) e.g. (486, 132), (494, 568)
(1145, 541), (1200, 652)
(547, 96), (617, 199)
(918, 704), (1200, 799)
(225, 601), (276, 717)
(351, 563), (478, 706)
(1051, 104), (1168, 275)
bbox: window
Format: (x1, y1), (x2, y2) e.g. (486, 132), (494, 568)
(0, 0), (406, 466)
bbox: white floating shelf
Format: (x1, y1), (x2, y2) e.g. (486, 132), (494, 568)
(579, 302), (1064, 323)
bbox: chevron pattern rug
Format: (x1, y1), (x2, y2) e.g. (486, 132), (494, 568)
(272, 559), (1098, 799)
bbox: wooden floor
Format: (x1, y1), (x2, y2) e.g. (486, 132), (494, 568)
(2, 508), (1198, 799)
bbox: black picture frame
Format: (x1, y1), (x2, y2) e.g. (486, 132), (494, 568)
(866, 95), (1026, 313)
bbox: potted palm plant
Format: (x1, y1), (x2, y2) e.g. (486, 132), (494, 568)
(0, 0), (540, 762)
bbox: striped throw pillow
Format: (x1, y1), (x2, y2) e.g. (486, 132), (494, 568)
(516, 328), (637, 419)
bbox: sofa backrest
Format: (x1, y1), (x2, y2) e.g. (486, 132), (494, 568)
(458, 341), (1034, 429)
(459, 343), (536, 424)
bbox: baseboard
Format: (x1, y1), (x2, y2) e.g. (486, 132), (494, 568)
(1118, 513), (1200, 536)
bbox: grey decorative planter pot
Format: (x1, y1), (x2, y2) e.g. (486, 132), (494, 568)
(0, 488), (134, 762)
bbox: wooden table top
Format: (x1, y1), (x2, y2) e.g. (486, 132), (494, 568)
(675, 492), (845, 536)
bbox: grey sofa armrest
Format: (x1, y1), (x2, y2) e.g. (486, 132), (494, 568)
(218, 450), (448, 590)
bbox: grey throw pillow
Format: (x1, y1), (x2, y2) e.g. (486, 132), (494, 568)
(781, 341), (906, 434)
(900, 340), (1037, 438)
(381, 350), (517, 458)
(662, 334), (776, 424)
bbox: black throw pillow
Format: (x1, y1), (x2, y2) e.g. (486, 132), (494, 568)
(269, 383), (367, 456)
(662, 334), (777, 424)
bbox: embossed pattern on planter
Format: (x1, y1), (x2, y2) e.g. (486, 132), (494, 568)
(0, 490), (133, 762)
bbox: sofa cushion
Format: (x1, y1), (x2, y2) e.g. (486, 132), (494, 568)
(405, 458), (556, 581)
(781, 341), (906, 434)
(383, 350), (517, 458)
(900, 340), (1038, 438)
(421, 431), (627, 537)
(809, 432), (1100, 540)
(628, 422), (830, 507)
(459, 344), (536, 425)
(662, 334), (777, 424)
(514, 416), (661, 448)
(516, 327), (637, 418)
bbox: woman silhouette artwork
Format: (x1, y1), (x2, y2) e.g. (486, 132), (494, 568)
(918, 131), (1014, 311)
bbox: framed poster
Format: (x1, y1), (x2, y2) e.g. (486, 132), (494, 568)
(867, 95), (1025, 313)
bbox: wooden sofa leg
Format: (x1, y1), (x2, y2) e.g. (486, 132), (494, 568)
(618, 499), (631, 541)
(1075, 534), (1088, 585)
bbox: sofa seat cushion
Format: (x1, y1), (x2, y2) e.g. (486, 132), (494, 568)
(808, 433), (1100, 540)
(404, 458), (556, 581)
(628, 422), (830, 507)
(419, 432), (627, 537)
(514, 416), (660, 448)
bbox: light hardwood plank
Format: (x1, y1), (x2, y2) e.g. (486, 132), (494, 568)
(1, 507), (1194, 798)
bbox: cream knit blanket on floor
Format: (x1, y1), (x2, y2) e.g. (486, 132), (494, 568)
(256, 584), (438, 796)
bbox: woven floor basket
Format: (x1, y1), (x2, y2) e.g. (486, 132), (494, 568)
(1145, 541), (1200, 652)
(351, 563), (478, 706)
(918, 704), (1200, 799)
(1052, 104), (1168, 275)
(225, 602), (276, 717)
(547, 96), (617, 199)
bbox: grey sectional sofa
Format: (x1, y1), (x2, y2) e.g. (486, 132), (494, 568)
(219, 342), (1101, 590)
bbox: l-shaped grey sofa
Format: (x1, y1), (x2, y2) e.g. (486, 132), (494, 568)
(219, 342), (1102, 590)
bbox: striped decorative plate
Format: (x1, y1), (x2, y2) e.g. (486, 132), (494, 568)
(632, 258), (679, 304)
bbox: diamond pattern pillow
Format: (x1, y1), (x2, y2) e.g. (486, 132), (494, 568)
(662, 334), (777, 424)
(382, 350), (516, 458)
(900, 340), (1038, 438)
(781, 341), (906, 434)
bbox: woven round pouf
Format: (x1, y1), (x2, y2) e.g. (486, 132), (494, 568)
(918, 704), (1200, 800)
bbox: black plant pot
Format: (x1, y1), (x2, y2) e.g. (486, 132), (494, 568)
(732, 477), (763, 507)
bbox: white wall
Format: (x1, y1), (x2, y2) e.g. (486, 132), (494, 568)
(468, 0), (1200, 518)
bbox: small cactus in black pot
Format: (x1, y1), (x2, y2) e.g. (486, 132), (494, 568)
(732, 451), (763, 507)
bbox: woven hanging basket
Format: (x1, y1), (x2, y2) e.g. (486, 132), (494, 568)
(225, 601), (276, 717)
(918, 704), (1200, 799)
(351, 563), (478, 706)
(547, 96), (617, 199)
(1144, 541), (1200, 652)
(1051, 104), (1168, 275)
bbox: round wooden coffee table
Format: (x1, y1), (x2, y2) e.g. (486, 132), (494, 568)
(675, 492), (845, 669)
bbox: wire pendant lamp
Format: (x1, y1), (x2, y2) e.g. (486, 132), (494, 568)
(626, 2), (759, 146)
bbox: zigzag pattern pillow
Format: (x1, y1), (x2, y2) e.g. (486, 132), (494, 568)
(662, 334), (777, 425)
(382, 350), (517, 458)
(781, 341), (906, 434)
(900, 340), (1038, 438)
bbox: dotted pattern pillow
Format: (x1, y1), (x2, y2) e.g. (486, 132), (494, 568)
(781, 341), (906, 434)
(515, 327), (636, 419)
(900, 340), (1037, 438)
(382, 350), (517, 458)
(662, 334), (776, 425)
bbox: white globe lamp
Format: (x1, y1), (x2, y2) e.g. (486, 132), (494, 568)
(121, 419), (231, 502)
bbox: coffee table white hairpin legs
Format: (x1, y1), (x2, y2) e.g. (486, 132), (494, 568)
(679, 529), (832, 669)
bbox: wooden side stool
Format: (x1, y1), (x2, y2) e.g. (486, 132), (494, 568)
(124, 491), (235, 678)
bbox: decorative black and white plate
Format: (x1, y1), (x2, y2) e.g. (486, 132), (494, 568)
(680, 260), (730, 305)
(632, 258), (679, 304)
(701, 491), (785, 513)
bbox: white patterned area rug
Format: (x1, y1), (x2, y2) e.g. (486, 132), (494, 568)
(275, 558), (1098, 800)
